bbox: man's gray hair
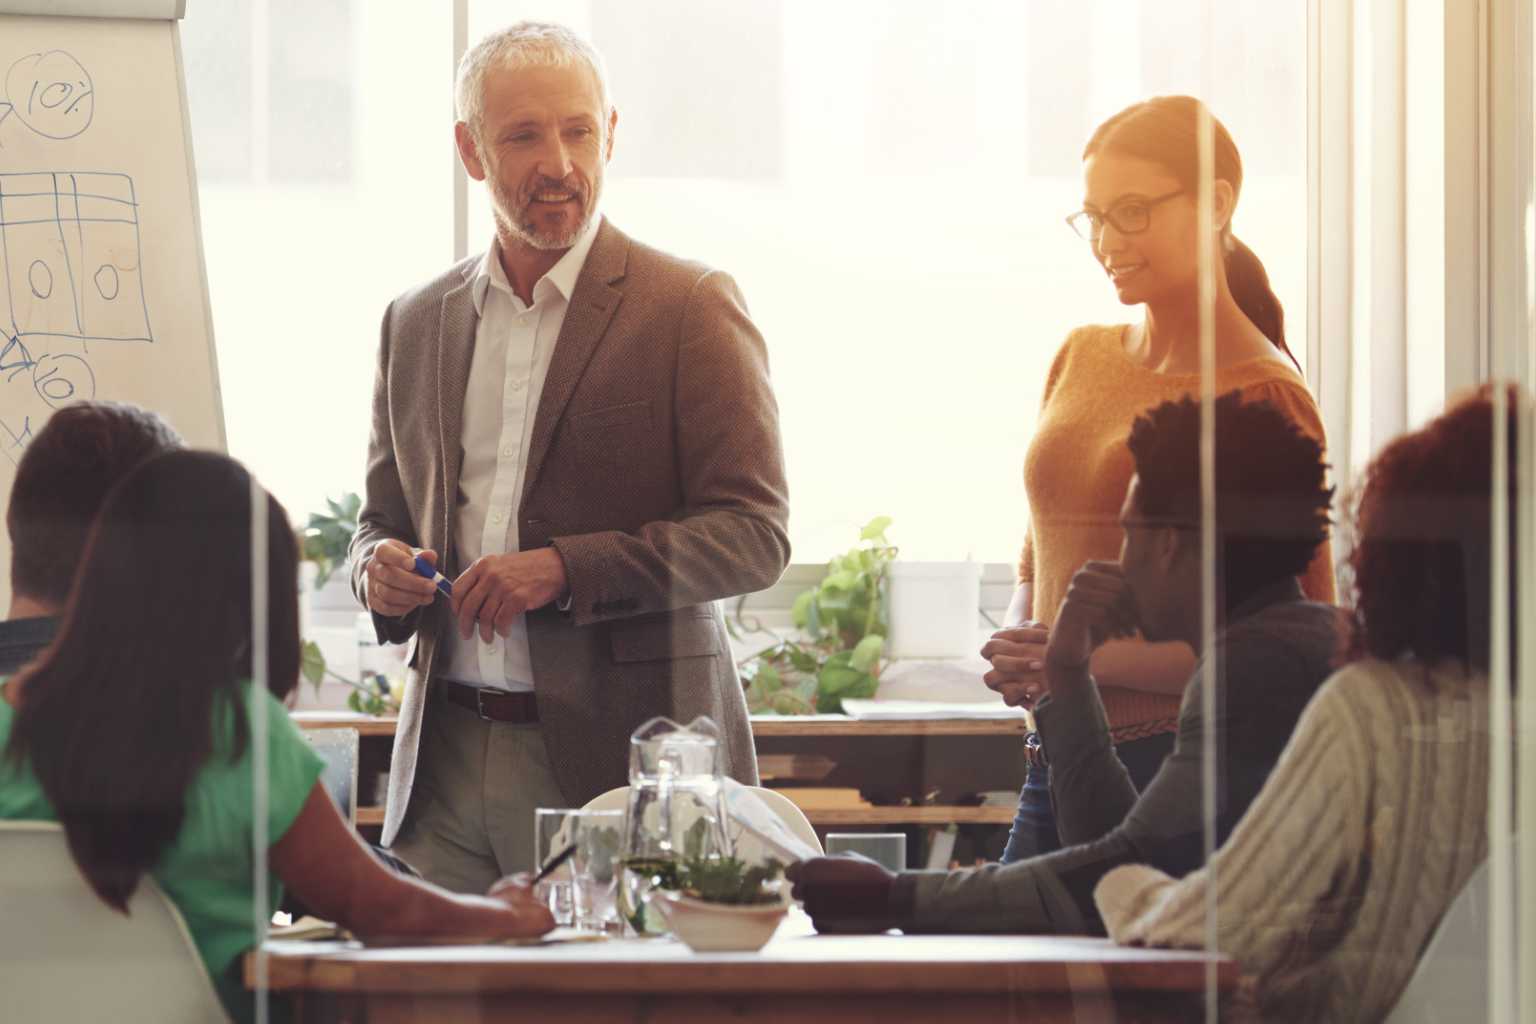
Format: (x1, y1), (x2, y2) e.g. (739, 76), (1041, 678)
(455, 21), (611, 142)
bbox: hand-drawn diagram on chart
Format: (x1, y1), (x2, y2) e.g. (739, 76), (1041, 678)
(0, 50), (94, 143)
(0, 46), (151, 468)
(0, 170), (153, 464)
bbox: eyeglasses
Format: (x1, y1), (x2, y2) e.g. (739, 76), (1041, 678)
(1065, 189), (1185, 242)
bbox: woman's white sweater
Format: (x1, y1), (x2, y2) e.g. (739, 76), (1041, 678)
(1095, 658), (1491, 1023)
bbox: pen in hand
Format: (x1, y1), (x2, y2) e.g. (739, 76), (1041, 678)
(532, 843), (577, 886)
(412, 554), (453, 598)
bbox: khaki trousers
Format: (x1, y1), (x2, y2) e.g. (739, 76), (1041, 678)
(388, 686), (568, 894)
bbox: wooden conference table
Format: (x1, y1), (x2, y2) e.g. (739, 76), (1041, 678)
(248, 913), (1234, 1023)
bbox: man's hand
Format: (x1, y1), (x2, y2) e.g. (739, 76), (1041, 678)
(364, 540), (439, 618)
(1045, 561), (1138, 691)
(981, 622), (1050, 707)
(453, 548), (569, 642)
(487, 872), (558, 936)
(785, 855), (897, 934)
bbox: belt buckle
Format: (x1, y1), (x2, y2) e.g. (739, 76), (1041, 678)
(474, 687), (495, 722)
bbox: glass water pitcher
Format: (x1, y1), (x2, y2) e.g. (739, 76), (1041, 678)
(618, 716), (731, 935)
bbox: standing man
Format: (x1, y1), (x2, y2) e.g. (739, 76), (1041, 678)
(350, 22), (790, 892)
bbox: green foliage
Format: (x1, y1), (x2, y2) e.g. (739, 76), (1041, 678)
(623, 853), (784, 908)
(741, 517), (895, 715)
(673, 855), (784, 905)
(301, 638), (398, 716)
(302, 492), (361, 589)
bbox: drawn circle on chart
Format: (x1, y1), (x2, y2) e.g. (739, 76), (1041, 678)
(6, 51), (95, 140)
(32, 354), (96, 409)
(27, 260), (53, 300)
(94, 264), (120, 301)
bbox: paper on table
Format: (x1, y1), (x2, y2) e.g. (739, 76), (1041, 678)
(269, 916), (347, 941)
(839, 699), (1030, 721)
(720, 778), (821, 864)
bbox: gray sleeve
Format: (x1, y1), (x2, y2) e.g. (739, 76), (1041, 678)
(1033, 671), (1140, 846)
(902, 856), (1089, 934)
(904, 665), (1214, 935)
(1112, 674), (1209, 848)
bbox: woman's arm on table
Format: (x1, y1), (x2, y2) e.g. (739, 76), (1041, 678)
(269, 782), (554, 942)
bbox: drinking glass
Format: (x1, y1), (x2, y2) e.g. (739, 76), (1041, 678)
(533, 807), (577, 927)
(825, 832), (908, 872)
(570, 809), (625, 934)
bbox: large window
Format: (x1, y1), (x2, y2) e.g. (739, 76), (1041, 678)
(190, 1), (1305, 566)
(184, 0), (450, 528)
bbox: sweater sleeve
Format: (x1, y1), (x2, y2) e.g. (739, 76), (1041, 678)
(1093, 677), (1369, 982)
(1240, 379), (1338, 605)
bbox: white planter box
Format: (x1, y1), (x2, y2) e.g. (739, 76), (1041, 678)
(887, 561), (982, 659)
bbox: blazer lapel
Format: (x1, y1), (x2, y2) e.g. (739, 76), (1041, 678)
(436, 265), (478, 562)
(521, 218), (628, 500)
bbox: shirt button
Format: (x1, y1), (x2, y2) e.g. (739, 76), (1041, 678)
(502, 446), (516, 457)
(511, 379), (526, 392)
(491, 510), (505, 524)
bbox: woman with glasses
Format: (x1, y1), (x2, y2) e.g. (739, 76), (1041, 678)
(983, 95), (1335, 863)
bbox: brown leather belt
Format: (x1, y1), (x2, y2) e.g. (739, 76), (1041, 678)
(438, 679), (540, 723)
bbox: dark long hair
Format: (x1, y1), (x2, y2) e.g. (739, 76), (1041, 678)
(6, 450), (301, 911)
(1348, 384), (1523, 674)
(1084, 95), (1301, 374)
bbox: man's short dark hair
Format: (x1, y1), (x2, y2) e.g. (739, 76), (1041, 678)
(1126, 391), (1333, 607)
(8, 402), (183, 605)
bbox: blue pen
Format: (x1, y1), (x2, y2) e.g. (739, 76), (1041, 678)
(413, 554), (453, 598)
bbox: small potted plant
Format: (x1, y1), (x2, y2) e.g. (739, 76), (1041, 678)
(737, 516), (896, 714)
(653, 855), (789, 952)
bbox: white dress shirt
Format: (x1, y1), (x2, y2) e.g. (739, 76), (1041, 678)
(437, 216), (601, 692)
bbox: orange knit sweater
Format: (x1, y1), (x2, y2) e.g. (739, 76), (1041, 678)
(1020, 324), (1337, 735)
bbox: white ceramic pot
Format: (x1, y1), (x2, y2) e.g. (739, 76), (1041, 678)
(655, 892), (788, 952)
(887, 561), (982, 658)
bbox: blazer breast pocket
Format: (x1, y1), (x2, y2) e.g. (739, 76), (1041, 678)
(610, 608), (721, 664)
(568, 400), (652, 437)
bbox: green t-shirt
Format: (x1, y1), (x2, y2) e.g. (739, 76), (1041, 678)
(0, 681), (324, 1023)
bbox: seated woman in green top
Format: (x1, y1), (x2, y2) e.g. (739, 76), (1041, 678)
(0, 450), (553, 1023)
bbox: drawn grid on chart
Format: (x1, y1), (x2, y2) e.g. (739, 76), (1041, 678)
(0, 171), (153, 347)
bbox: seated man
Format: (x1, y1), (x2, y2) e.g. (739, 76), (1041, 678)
(1, 401), (181, 673)
(790, 391), (1343, 934)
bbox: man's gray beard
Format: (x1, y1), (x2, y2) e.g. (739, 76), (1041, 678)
(491, 185), (600, 252)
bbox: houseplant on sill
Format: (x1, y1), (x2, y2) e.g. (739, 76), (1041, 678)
(736, 516), (896, 715)
(301, 640), (401, 716)
(300, 491), (361, 609)
(295, 490), (403, 715)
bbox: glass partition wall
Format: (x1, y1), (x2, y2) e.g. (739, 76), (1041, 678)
(154, 1), (1533, 1020)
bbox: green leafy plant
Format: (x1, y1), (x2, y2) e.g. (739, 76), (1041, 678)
(301, 639), (399, 716)
(673, 855), (784, 905)
(620, 817), (760, 931)
(738, 516), (896, 714)
(302, 492), (361, 590)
